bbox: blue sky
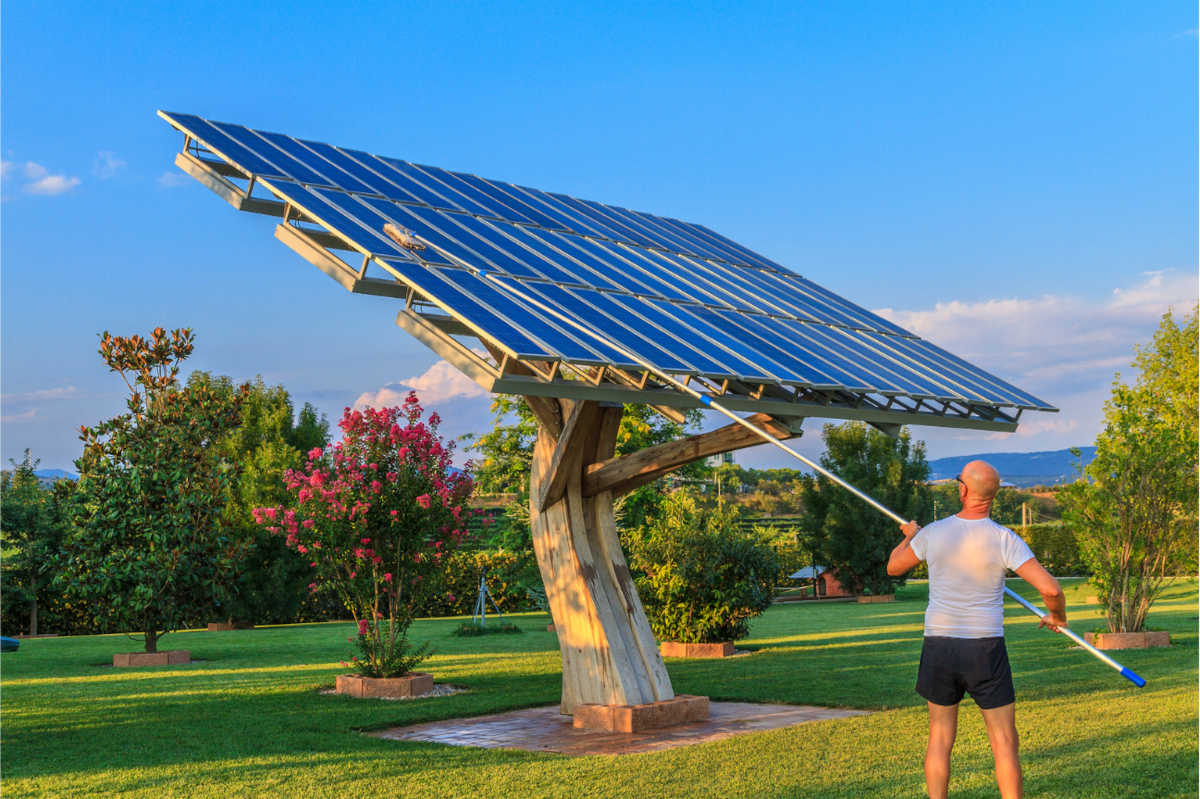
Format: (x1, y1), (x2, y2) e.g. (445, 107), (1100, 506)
(2, 1), (1196, 472)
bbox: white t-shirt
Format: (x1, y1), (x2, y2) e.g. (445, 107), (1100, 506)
(909, 515), (1036, 638)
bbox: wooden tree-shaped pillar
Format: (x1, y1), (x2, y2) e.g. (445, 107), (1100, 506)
(525, 396), (797, 732)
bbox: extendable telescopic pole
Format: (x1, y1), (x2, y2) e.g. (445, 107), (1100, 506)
(479, 271), (1147, 688)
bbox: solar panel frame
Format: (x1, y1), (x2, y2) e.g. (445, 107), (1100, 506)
(159, 110), (1058, 425)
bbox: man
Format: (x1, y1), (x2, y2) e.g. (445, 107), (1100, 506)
(886, 460), (1067, 799)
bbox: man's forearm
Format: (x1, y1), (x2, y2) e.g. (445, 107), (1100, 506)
(1041, 587), (1066, 619)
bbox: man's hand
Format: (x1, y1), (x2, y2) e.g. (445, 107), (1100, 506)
(900, 520), (919, 538)
(1039, 613), (1068, 633)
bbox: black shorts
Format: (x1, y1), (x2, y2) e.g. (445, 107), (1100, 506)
(916, 636), (1015, 709)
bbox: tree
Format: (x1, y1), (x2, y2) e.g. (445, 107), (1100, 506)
(259, 396), (474, 677)
(801, 422), (931, 595)
(57, 328), (248, 653)
(1061, 307), (1198, 632)
(0, 450), (69, 635)
(187, 372), (330, 624)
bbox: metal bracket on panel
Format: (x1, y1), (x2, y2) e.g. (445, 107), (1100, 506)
(868, 422), (902, 438)
(173, 151), (284, 216)
(395, 310), (501, 389)
(274, 224), (408, 298)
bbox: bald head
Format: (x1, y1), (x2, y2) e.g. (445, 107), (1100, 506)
(959, 460), (1001, 503)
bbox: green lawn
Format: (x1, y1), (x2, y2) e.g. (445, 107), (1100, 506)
(2, 578), (1195, 798)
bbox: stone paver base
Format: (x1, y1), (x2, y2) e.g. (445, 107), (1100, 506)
(856, 595), (895, 603)
(369, 701), (871, 756)
(113, 650), (190, 667)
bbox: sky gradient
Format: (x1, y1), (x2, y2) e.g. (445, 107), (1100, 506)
(2, 1), (1196, 472)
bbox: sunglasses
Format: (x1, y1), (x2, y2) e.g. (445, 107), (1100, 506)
(955, 475), (965, 487)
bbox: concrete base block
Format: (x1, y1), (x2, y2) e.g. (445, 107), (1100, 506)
(857, 594), (895, 603)
(113, 650), (190, 667)
(573, 694), (710, 733)
(336, 672), (435, 698)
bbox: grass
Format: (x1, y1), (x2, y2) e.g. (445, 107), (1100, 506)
(1, 577), (1195, 798)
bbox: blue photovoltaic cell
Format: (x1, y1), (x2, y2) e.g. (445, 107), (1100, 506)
(161, 111), (1056, 413)
(379, 260), (553, 359)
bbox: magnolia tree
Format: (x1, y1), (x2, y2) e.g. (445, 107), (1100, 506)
(256, 394), (473, 677)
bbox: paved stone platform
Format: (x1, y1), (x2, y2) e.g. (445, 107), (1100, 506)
(368, 701), (870, 756)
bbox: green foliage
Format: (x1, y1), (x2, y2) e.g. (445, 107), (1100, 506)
(1023, 522), (1085, 576)
(628, 491), (778, 643)
(463, 396), (704, 548)
(187, 372), (330, 624)
(420, 549), (538, 617)
(0, 451), (70, 635)
(801, 422), (931, 595)
(1061, 307), (1198, 633)
(351, 619), (430, 676)
(57, 328), (248, 652)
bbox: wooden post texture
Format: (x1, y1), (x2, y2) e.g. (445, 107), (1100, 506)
(529, 399), (674, 714)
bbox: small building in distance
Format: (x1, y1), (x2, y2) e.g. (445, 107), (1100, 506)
(788, 566), (852, 598)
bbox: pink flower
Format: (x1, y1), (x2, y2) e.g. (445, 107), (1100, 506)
(308, 582), (317, 593)
(264, 507), (277, 521)
(297, 544), (308, 554)
(415, 494), (431, 509)
(389, 510), (399, 519)
(361, 538), (371, 545)
(357, 619), (369, 636)
(384, 572), (393, 582)
(349, 571), (356, 579)
(302, 519), (314, 529)
(308, 447), (323, 460)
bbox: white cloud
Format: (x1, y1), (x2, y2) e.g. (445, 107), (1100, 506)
(157, 170), (190, 188)
(92, 151), (126, 179)
(866, 269), (1198, 457)
(0, 160), (82, 195)
(26, 174), (82, 195)
(1, 386), (78, 402)
(1, 409), (37, 424)
(354, 360), (489, 409)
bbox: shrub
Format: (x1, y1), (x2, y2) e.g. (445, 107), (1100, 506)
(258, 395), (474, 677)
(628, 492), (778, 643)
(419, 548), (538, 617)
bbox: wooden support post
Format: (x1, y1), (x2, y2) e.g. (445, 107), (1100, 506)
(582, 412), (797, 499)
(529, 399), (675, 715)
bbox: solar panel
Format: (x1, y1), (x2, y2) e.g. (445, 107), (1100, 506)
(159, 110), (1057, 432)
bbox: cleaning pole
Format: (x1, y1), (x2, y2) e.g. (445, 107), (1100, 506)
(475, 270), (1147, 688)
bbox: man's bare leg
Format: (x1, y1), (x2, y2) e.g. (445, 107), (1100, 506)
(980, 702), (1022, 799)
(925, 701), (959, 799)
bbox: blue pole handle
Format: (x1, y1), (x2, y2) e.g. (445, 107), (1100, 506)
(1120, 667), (1147, 688)
(1004, 586), (1147, 688)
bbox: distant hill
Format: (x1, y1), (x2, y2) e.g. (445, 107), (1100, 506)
(928, 447), (1097, 488)
(34, 468), (77, 481)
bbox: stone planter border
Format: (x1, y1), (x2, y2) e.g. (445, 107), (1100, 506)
(335, 672), (435, 699)
(113, 650), (191, 667)
(857, 594), (895, 604)
(660, 641), (735, 658)
(1084, 631), (1170, 650)
(207, 621), (255, 631)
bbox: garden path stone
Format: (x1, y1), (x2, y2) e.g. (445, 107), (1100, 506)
(368, 701), (870, 756)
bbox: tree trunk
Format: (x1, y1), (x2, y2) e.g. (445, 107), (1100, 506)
(29, 596), (38, 637)
(529, 399), (674, 714)
(145, 628), (158, 653)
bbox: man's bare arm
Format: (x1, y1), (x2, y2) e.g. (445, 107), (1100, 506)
(1014, 558), (1067, 631)
(886, 521), (921, 576)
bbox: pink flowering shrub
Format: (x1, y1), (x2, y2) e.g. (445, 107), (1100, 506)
(254, 393), (474, 677)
